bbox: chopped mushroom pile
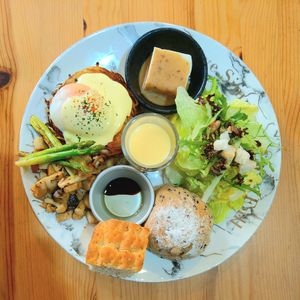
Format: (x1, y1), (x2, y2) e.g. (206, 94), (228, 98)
(29, 137), (126, 223)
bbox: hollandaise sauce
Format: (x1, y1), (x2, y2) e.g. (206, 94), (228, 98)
(122, 113), (178, 170)
(103, 177), (142, 218)
(49, 73), (132, 146)
(128, 123), (171, 167)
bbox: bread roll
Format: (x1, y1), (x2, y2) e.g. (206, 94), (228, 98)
(145, 185), (213, 260)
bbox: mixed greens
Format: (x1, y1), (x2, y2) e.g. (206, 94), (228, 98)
(166, 77), (275, 223)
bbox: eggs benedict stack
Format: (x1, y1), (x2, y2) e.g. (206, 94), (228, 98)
(47, 66), (138, 155)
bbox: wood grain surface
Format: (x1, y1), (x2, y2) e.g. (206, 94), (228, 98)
(1, 0), (299, 299)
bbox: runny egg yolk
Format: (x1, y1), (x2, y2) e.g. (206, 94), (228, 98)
(49, 73), (133, 145)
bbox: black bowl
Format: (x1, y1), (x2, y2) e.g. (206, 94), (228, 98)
(125, 28), (208, 114)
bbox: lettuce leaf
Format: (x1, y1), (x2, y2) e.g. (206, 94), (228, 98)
(165, 165), (184, 185)
(226, 99), (258, 120)
(208, 182), (246, 223)
(175, 87), (210, 130)
(243, 170), (262, 187)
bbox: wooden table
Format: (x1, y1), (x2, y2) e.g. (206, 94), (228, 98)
(1, 1), (299, 299)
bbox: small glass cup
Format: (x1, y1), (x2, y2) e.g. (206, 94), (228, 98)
(121, 113), (179, 172)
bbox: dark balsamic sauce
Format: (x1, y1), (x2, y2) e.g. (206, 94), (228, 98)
(104, 177), (141, 196)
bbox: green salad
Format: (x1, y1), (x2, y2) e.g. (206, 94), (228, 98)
(166, 77), (275, 223)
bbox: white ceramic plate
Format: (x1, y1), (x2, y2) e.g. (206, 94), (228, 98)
(19, 22), (281, 282)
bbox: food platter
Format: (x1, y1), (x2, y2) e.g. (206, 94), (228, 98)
(19, 22), (281, 282)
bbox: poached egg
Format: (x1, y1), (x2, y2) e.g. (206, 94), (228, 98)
(49, 73), (133, 145)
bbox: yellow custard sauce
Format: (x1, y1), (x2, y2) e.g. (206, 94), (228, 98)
(128, 123), (171, 166)
(122, 113), (178, 171)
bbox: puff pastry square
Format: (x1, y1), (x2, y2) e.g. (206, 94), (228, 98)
(86, 219), (149, 275)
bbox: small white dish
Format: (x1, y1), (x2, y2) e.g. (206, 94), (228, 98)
(89, 165), (155, 224)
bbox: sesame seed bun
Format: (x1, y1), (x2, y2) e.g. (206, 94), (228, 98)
(145, 185), (213, 260)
